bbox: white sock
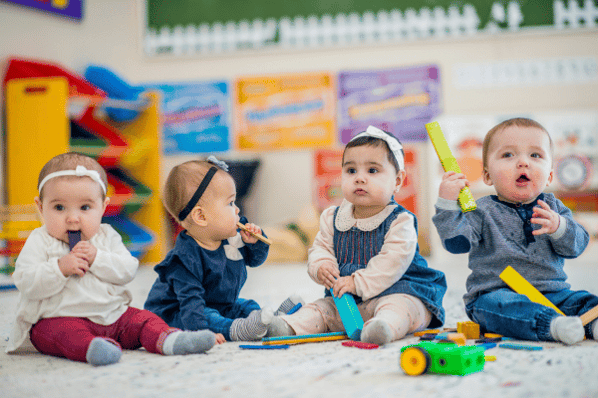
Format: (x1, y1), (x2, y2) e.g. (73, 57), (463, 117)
(275, 294), (305, 315)
(162, 330), (216, 355)
(550, 316), (584, 345)
(361, 318), (394, 345)
(86, 338), (122, 366)
(230, 308), (273, 341)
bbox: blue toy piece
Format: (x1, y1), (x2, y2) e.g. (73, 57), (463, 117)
(67, 230), (81, 251)
(84, 65), (144, 122)
(499, 342), (543, 351)
(286, 302), (302, 315)
(331, 289), (364, 341)
(239, 345), (289, 350)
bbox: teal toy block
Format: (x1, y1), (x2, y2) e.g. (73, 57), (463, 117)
(331, 289), (364, 341)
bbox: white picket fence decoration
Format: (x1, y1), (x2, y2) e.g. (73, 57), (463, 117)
(144, 1), (598, 56)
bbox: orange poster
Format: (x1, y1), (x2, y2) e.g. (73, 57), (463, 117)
(234, 73), (335, 150)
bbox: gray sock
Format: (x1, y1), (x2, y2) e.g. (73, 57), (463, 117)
(275, 294), (305, 315)
(86, 338), (122, 366)
(592, 320), (598, 340)
(550, 316), (584, 345)
(230, 308), (273, 341)
(164, 330), (216, 355)
(266, 316), (295, 337)
(361, 318), (394, 346)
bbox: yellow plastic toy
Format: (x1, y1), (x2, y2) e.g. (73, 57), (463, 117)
(425, 121), (477, 212)
(499, 266), (565, 315)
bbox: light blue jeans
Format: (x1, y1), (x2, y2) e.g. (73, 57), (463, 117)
(465, 288), (598, 341)
(204, 298), (261, 341)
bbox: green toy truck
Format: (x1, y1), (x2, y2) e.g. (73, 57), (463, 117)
(400, 342), (485, 376)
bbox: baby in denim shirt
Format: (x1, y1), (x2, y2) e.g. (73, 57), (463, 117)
(433, 117), (596, 344)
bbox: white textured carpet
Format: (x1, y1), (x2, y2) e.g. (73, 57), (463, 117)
(2, 246), (598, 398)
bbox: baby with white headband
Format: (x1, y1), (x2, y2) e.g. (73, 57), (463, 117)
(267, 126), (447, 345)
(7, 152), (216, 365)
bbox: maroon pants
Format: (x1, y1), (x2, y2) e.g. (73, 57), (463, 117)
(29, 307), (178, 363)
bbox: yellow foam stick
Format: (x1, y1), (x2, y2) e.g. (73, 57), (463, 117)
(499, 266), (565, 315)
(425, 121), (477, 212)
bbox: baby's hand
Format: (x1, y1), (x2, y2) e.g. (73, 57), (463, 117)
(239, 222), (261, 244)
(332, 276), (357, 298)
(317, 262), (340, 289)
(215, 333), (226, 344)
(531, 200), (560, 235)
(58, 253), (90, 277)
(439, 171), (469, 201)
(71, 241), (98, 265)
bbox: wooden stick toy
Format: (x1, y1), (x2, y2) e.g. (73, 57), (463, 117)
(236, 222), (272, 245)
(262, 332), (348, 346)
(499, 266), (565, 315)
(580, 304), (598, 326)
(425, 121), (477, 212)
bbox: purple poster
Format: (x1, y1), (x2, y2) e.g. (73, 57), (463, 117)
(338, 64), (441, 143)
(2, 0), (83, 20)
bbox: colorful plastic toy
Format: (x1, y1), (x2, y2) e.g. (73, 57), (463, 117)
(425, 121), (477, 212)
(331, 289), (364, 340)
(499, 266), (565, 315)
(400, 342), (486, 376)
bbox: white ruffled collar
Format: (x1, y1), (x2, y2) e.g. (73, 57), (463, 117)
(334, 199), (397, 232)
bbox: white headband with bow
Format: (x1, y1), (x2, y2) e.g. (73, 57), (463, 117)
(38, 165), (107, 194)
(350, 125), (405, 171)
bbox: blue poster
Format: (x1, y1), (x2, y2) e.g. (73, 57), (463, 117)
(141, 81), (230, 154)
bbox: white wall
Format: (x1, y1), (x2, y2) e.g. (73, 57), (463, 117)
(2, 0), (597, 253)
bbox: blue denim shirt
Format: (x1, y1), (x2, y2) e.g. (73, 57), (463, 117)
(433, 193), (589, 305)
(324, 201), (447, 328)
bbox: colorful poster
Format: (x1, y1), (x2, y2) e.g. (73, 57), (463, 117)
(234, 73), (335, 150)
(313, 146), (420, 215)
(2, 0), (83, 20)
(141, 81), (229, 154)
(338, 64), (442, 144)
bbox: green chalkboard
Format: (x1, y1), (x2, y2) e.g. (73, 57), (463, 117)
(146, 0), (558, 30)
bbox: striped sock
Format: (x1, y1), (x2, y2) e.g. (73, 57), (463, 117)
(275, 294), (305, 315)
(86, 338), (122, 366)
(230, 309), (273, 341)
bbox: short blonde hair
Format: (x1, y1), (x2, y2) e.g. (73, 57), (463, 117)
(482, 117), (553, 170)
(163, 160), (226, 223)
(38, 152), (108, 200)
